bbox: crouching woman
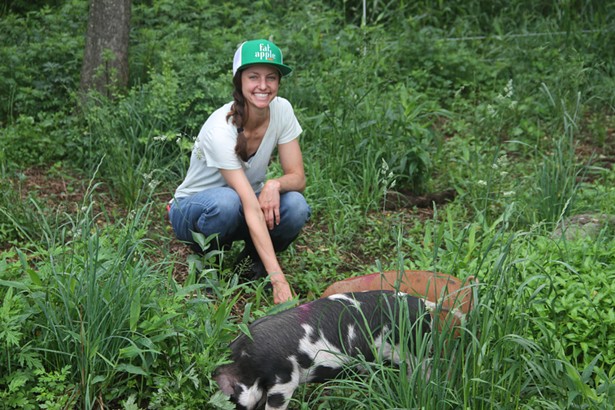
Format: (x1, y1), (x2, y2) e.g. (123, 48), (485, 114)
(169, 39), (311, 304)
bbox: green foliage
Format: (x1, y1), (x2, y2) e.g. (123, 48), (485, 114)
(333, 0), (614, 36)
(519, 234), (615, 372)
(0, 1), (86, 167)
(2, 0), (64, 15)
(395, 206), (615, 408)
(79, 85), (194, 206)
(0, 1), (85, 124)
(1, 0), (615, 407)
(0, 252), (58, 409)
(525, 88), (586, 226)
(0, 195), (242, 408)
(0, 280), (40, 381)
(0, 167), (49, 246)
(30, 366), (75, 410)
(0, 112), (81, 167)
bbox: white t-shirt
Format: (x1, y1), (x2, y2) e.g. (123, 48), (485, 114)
(174, 97), (302, 199)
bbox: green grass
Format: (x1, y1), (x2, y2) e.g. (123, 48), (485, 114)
(1, 0), (614, 408)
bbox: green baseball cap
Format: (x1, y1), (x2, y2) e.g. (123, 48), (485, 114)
(232, 39), (292, 77)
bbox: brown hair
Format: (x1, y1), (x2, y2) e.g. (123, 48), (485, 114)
(226, 73), (249, 161)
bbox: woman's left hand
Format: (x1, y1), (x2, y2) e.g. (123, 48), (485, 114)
(259, 180), (281, 230)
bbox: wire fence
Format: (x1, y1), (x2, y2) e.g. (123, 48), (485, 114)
(444, 28), (615, 42)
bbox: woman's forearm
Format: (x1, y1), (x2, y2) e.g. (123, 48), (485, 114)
(265, 172), (305, 194)
(244, 206), (283, 273)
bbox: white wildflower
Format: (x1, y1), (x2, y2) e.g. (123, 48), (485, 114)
(148, 180), (160, 190)
(486, 104), (497, 117)
(497, 154), (509, 167)
(504, 79), (513, 99)
(380, 158), (390, 173)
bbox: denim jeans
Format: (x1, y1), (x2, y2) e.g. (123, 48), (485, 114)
(169, 187), (311, 253)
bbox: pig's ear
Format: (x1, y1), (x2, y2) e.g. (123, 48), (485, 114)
(214, 365), (238, 396)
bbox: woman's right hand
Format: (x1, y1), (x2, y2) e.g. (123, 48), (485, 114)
(270, 273), (293, 304)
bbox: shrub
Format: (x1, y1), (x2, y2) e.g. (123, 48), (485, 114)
(0, 2), (85, 124)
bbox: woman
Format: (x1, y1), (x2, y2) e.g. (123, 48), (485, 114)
(169, 39), (311, 304)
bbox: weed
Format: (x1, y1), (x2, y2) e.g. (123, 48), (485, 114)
(1, 0), (614, 407)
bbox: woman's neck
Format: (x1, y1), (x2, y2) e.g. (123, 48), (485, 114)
(244, 106), (269, 132)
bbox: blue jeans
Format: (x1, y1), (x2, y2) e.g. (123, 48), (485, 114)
(169, 187), (311, 253)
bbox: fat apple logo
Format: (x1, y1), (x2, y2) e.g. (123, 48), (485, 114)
(254, 43), (277, 61)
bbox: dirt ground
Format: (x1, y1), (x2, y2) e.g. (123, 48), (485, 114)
(4, 166), (452, 281)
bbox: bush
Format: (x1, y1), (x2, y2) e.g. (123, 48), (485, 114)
(523, 234), (615, 371)
(0, 2), (85, 125)
(2, 0), (615, 407)
(0, 198), (245, 408)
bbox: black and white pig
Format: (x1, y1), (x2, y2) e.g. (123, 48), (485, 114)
(214, 290), (435, 410)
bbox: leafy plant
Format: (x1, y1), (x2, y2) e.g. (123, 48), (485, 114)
(2, 0), (615, 407)
(524, 87), (586, 225)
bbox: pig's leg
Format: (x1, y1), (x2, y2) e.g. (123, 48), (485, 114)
(265, 356), (302, 410)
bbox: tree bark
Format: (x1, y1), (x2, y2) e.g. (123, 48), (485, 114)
(80, 0), (131, 98)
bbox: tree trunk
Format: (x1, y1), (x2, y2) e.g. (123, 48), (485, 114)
(80, 0), (131, 98)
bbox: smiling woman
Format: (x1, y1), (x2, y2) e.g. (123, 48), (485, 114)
(241, 66), (280, 113)
(168, 39), (311, 305)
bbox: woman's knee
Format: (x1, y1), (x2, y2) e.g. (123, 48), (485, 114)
(194, 189), (243, 235)
(172, 188), (243, 241)
(280, 191), (311, 229)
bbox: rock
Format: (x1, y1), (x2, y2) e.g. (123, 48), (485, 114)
(552, 213), (615, 240)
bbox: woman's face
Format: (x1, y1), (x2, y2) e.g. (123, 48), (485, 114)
(241, 64), (280, 111)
